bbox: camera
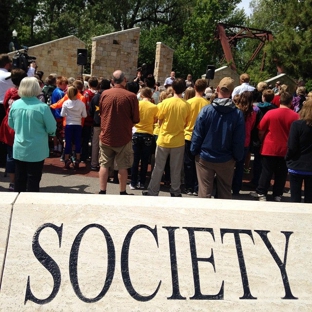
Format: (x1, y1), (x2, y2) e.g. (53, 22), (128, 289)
(12, 46), (36, 72)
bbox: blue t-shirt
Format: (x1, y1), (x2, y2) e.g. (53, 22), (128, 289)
(51, 87), (65, 119)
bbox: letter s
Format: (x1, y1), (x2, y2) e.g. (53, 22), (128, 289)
(24, 223), (63, 305)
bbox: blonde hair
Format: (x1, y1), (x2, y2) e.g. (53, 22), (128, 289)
(279, 84), (288, 94)
(257, 81), (268, 92)
(159, 87), (174, 102)
(299, 99), (312, 126)
(184, 87), (195, 100)
(18, 77), (41, 98)
(67, 86), (78, 100)
(296, 86), (306, 96)
(240, 73), (250, 83)
(140, 87), (153, 99)
(166, 86), (174, 97)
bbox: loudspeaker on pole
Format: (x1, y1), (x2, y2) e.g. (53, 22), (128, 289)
(206, 65), (215, 80)
(77, 49), (87, 66)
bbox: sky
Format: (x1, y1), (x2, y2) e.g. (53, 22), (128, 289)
(237, 0), (252, 16)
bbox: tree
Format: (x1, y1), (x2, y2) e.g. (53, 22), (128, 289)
(175, 0), (244, 79)
(248, 0), (312, 81)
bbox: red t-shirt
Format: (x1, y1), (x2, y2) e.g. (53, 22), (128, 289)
(83, 89), (97, 127)
(271, 95), (280, 107)
(259, 107), (299, 157)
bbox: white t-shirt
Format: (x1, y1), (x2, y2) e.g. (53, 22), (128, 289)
(232, 83), (255, 97)
(60, 99), (87, 125)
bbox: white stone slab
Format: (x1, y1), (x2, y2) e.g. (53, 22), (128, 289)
(0, 193), (311, 311)
(0, 192), (18, 288)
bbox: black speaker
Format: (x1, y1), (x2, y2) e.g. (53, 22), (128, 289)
(77, 49), (87, 66)
(206, 65), (215, 80)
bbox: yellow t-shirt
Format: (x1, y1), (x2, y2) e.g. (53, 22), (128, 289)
(153, 122), (160, 136)
(184, 96), (209, 141)
(157, 97), (191, 148)
(135, 100), (158, 135)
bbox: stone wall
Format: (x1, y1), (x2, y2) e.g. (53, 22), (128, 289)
(154, 42), (174, 86)
(91, 28), (140, 80)
(8, 36), (86, 79)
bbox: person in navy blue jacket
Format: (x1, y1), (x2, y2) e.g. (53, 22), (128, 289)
(191, 77), (245, 199)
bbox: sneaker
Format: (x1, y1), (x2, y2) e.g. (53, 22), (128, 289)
(137, 183), (145, 189)
(142, 191), (151, 196)
(250, 191), (266, 201)
(136, 182), (141, 189)
(193, 192), (198, 196)
(90, 166), (99, 171)
(9, 183), (14, 191)
(170, 193), (182, 197)
(129, 184), (136, 190)
(185, 188), (193, 195)
(273, 196), (282, 202)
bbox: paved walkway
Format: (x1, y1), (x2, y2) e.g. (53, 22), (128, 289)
(0, 154), (291, 202)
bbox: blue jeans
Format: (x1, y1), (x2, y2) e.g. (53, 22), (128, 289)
(64, 125), (82, 155)
(289, 172), (312, 203)
(81, 125), (92, 161)
(131, 133), (154, 186)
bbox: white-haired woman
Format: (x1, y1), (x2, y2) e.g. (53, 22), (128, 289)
(8, 77), (56, 192)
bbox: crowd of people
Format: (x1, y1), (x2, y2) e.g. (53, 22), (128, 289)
(0, 52), (311, 203)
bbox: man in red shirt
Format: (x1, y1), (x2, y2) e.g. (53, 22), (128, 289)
(98, 70), (140, 195)
(250, 92), (298, 201)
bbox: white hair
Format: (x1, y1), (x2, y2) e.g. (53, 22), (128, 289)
(18, 77), (41, 98)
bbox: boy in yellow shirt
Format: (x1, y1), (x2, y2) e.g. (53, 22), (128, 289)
(184, 79), (209, 195)
(143, 78), (191, 197)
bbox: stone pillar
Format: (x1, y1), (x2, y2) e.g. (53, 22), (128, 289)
(91, 28), (140, 79)
(154, 42), (174, 86)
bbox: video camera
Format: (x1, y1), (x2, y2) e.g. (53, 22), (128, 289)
(12, 46), (36, 72)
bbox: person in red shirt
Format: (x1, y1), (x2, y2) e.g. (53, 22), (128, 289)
(98, 70), (140, 195)
(82, 76), (98, 162)
(0, 69), (27, 190)
(250, 92), (299, 201)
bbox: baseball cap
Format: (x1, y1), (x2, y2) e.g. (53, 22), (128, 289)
(218, 77), (234, 92)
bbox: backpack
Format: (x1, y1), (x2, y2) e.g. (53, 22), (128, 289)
(42, 85), (56, 106)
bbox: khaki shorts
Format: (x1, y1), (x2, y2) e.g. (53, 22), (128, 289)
(99, 141), (133, 169)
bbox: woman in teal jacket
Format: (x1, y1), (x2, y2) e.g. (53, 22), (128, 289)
(8, 77), (56, 192)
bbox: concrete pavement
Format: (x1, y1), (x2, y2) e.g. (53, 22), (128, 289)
(0, 154), (292, 202)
